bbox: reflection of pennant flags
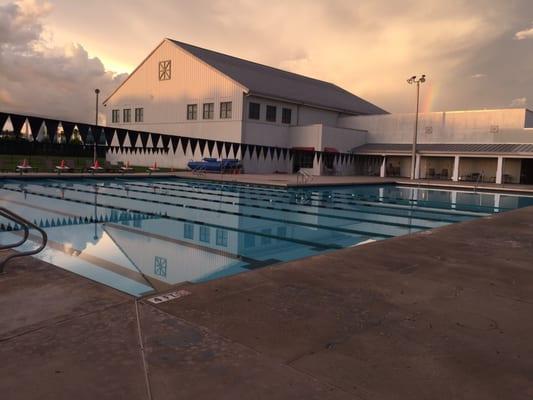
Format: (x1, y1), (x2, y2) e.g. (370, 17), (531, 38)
(275, 147), (281, 160)
(27, 116), (43, 140)
(161, 134), (170, 150)
(216, 141), (223, 156)
(316, 152), (322, 162)
(254, 145), (261, 159)
(224, 142), (231, 157)
(117, 130), (127, 147)
(269, 147), (275, 160)
(190, 138), (198, 154)
(151, 133), (161, 148)
(128, 131), (139, 148)
(232, 142), (240, 158)
(198, 139), (206, 155)
(262, 146), (269, 159)
(241, 144), (248, 158)
(207, 140), (215, 156)
(282, 148), (288, 159)
(170, 136), (179, 152)
(335, 153), (340, 163)
(9, 114), (26, 134)
(180, 137), (189, 154)
(289, 149), (294, 160)
(140, 132), (149, 148)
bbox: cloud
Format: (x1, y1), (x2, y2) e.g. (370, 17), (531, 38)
(514, 23), (533, 40)
(510, 97), (527, 107)
(471, 73), (487, 79)
(0, 0), (127, 123)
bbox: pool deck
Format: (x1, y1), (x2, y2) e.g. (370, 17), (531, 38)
(1, 202), (533, 398)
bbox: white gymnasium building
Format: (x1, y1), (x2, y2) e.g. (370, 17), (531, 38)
(104, 38), (533, 184)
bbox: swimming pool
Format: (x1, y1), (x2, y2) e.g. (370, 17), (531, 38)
(1, 178), (532, 296)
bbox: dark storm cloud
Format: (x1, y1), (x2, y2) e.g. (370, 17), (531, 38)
(0, 0), (127, 123)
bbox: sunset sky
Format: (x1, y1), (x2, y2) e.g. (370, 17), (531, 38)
(1, 0), (533, 123)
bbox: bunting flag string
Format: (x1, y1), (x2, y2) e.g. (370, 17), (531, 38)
(0, 111), (359, 168)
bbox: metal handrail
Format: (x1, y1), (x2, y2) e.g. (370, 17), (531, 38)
(0, 207), (48, 273)
(0, 210), (29, 250)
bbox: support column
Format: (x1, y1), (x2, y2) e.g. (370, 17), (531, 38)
(496, 156), (503, 184)
(380, 156), (386, 178)
(452, 155), (460, 182)
(414, 154), (421, 179)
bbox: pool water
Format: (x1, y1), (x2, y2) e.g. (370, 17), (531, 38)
(1, 178), (532, 296)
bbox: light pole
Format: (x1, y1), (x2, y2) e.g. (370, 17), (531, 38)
(94, 88), (100, 165)
(407, 74), (426, 180)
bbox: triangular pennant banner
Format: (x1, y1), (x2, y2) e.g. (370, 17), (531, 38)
(180, 137), (189, 154)
(128, 131), (139, 148)
(198, 139), (206, 156)
(190, 138), (198, 155)
(232, 143), (240, 158)
(10, 114), (26, 135)
(140, 132), (149, 148)
(117, 130), (127, 147)
(275, 147), (281, 160)
(216, 141), (224, 157)
(161, 135), (170, 150)
(151, 133), (161, 148)
(170, 136), (179, 153)
(224, 142), (232, 158)
(207, 140), (215, 156)
(61, 121), (75, 142)
(27, 116), (43, 140)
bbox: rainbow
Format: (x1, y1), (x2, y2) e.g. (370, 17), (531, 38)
(420, 81), (438, 113)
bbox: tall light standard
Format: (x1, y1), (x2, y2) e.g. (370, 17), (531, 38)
(94, 88), (100, 165)
(407, 74), (426, 180)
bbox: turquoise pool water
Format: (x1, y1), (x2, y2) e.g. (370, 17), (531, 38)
(1, 178), (532, 296)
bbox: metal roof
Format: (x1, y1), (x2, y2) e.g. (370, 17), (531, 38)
(170, 39), (387, 116)
(351, 143), (533, 155)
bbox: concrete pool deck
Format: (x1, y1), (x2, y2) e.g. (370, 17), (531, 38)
(1, 203), (533, 398)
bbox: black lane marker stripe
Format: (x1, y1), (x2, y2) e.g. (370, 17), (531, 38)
(139, 178), (487, 218)
(111, 180), (464, 224)
(84, 182), (434, 230)
(1, 187), (347, 250)
(37, 184), (396, 239)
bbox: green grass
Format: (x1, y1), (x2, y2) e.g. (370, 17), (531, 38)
(0, 154), (186, 173)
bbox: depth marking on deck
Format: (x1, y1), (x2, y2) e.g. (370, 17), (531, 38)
(146, 290), (191, 304)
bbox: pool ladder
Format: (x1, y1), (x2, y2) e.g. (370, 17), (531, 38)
(192, 165), (207, 176)
(296, 169), (313, 185)
(0, 207), (48, 273)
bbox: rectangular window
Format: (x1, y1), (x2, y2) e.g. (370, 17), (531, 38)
(203, 103), (214, 119)
(220, 101), (232, 119)
(244, 233), (255, 248)
(260, 229), (272, 245)
(282, 108), (292, 124)
(266, 105), (277, 122)
(184, 223), (194, 239)
(112, 109), (120, 123)
(123, 108), (131, 123)
(248, 102), (260, 120)
(216, 229), (228, 247)
(199, 226), (210, 243)
(159, 60), (171, 81)
(187, 104), (197, 120)
(134, 108), (144, 122)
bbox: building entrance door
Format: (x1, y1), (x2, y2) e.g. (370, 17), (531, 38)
(520, 159), (533, 184)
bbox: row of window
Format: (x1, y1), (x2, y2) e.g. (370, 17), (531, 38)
(249, 102), (292, 124)
(112, 108), (144, 123)
(111, 102), (292, 124)
(184, 223), (229, 247)
(186, 101), (232, 120)
(183, 223), (287, 248)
